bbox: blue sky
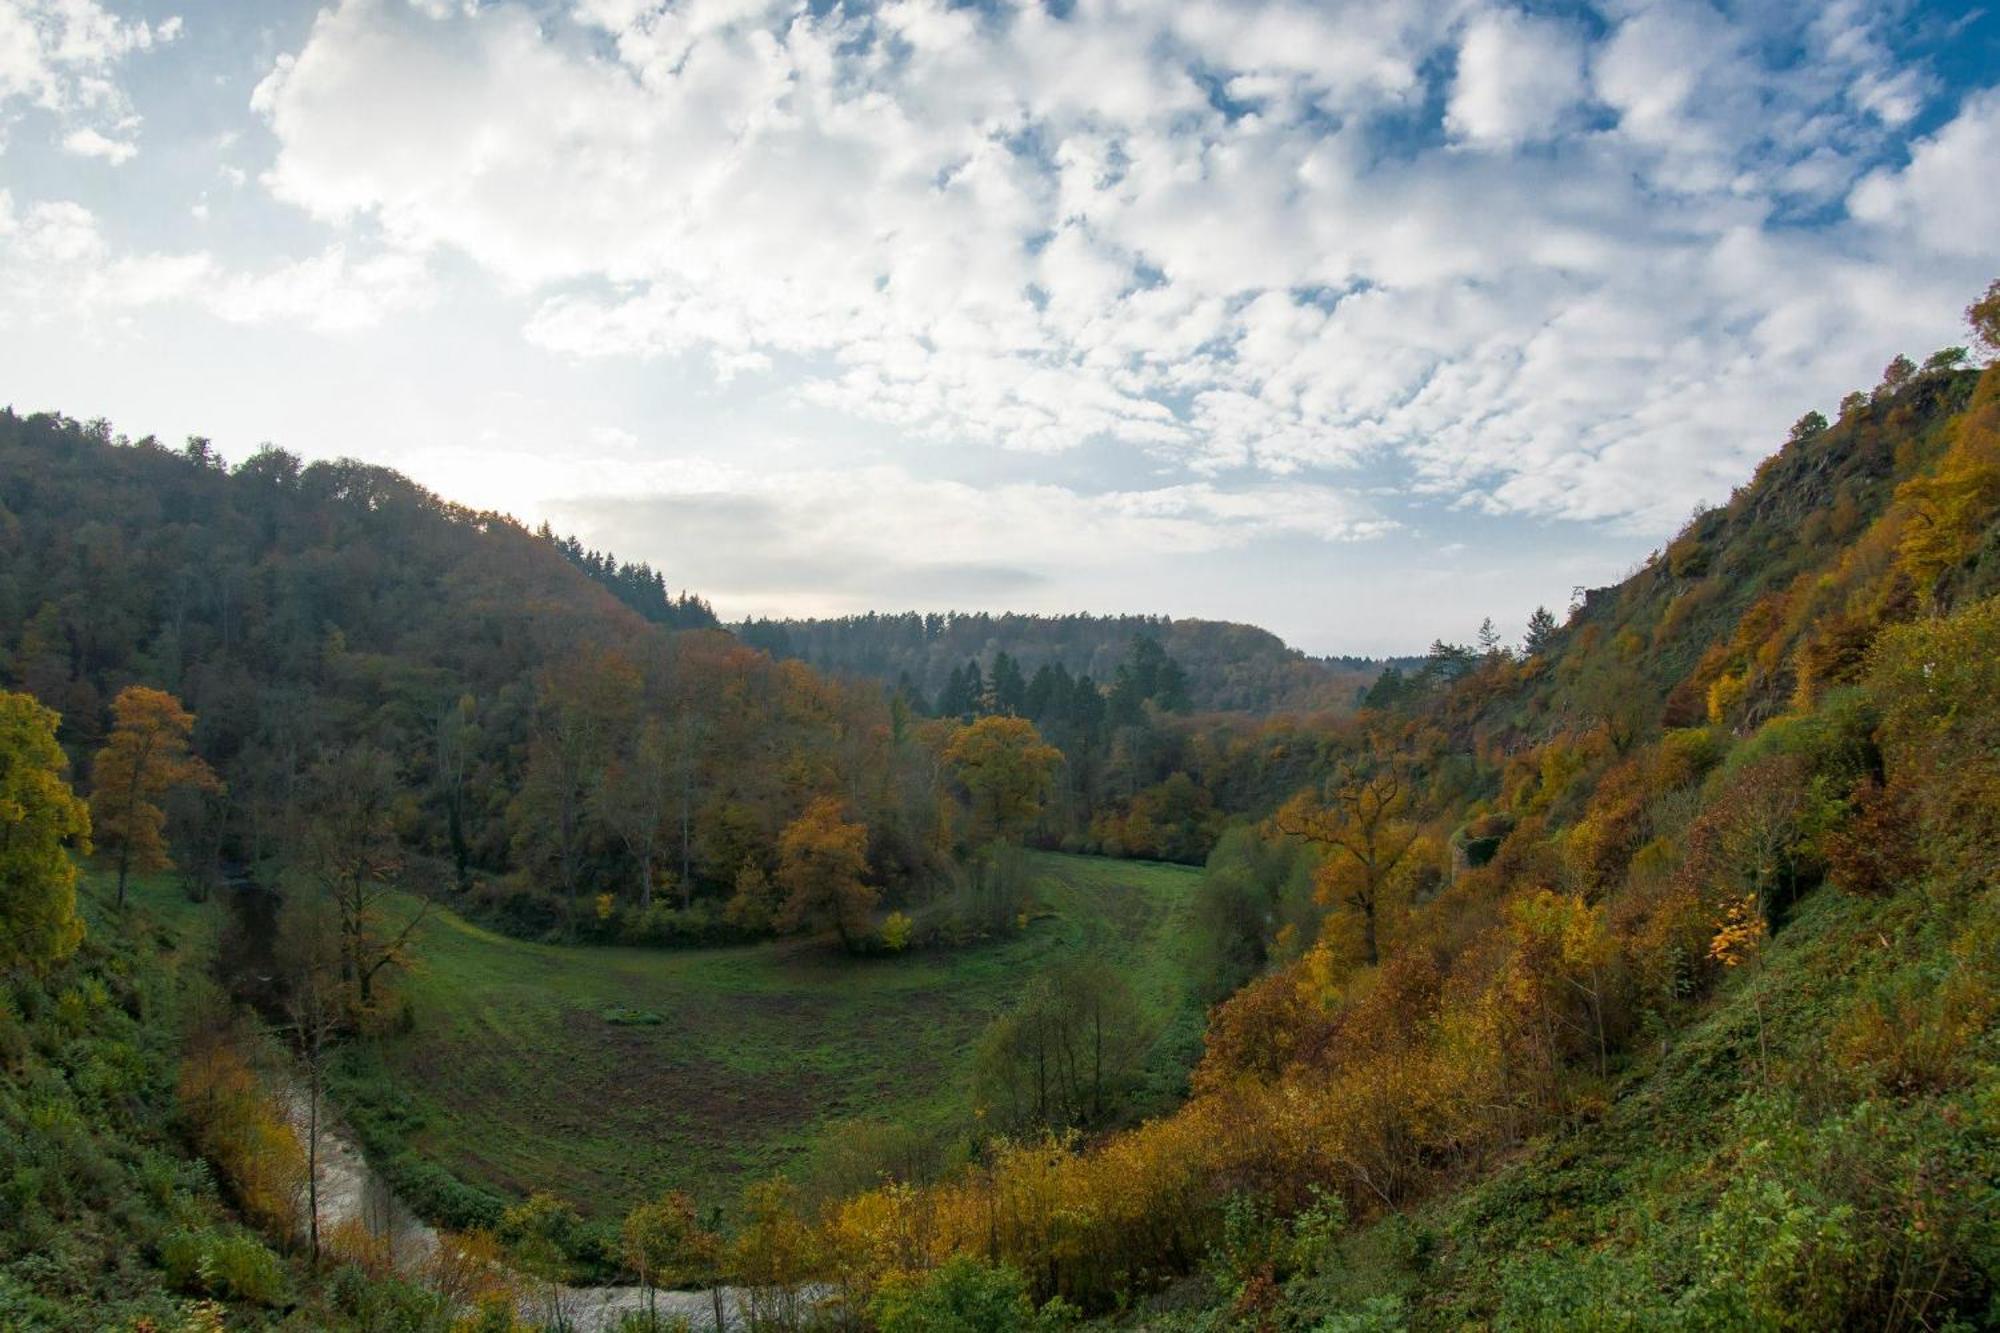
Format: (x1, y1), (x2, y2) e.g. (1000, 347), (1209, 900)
(1, 0), (1994, 655)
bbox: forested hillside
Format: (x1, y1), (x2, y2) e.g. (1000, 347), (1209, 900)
(780, 315), (2000, 1328)
(738, 612), (1388, 716)
(0, 415), (988, 941)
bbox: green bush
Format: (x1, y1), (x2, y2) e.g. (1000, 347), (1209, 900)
(159, 1226), (289, 1306)
(871, 1255), (1072, 1333)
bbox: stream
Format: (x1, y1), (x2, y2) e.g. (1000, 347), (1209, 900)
(281, 1071), (747, 1331)
(225, 879), (746, 1331)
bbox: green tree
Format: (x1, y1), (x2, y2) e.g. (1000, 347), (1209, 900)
(1523, 606), (1559, 657)
(0, 690), (91, 972)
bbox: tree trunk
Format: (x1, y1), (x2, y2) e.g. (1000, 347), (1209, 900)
(306, 1047), (322, 1264)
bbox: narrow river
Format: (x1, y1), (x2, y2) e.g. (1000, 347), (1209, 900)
(221, 876), (744, 1332)
(282, 1079), (744, 1331)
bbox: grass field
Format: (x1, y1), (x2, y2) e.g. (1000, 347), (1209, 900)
(320, 852), (1206, 1220)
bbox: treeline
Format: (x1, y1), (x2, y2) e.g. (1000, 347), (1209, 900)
(0, 414), (1055, 953)
(739, 610), (1385, 715)
(538, 525), (719, 631)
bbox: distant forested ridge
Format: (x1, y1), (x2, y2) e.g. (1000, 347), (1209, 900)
(538, 524), (719, 631)
(738, 611), (1390, 715)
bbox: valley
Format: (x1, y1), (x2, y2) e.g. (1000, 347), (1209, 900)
(310, 853), (1205, 1220)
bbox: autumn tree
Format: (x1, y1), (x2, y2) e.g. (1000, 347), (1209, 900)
(1969, 277), (2000, 355)
(89, 685), (219, 906)
(295, 745), (425, 1015)
(732, 1177), (821, 1332)
(502, 1191), (582, 1331)
(944, 715), (1062, 845)
(595, 716), (677, 912)
(510, 648), (641, 914)
(1278, 759), (1420, 966)
(775, 796), (877, 951)
(623, 1190), (724, 1330)
(0, 690), (91, 973)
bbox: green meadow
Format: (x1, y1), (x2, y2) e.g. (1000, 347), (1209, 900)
(314, 852), (1205, 1220)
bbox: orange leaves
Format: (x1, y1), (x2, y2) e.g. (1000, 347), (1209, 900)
(175, 1036), (306, 1243)
(89, 685), (218, 903)
(775, 796), (876, 949)
(1707, 894), (1766, 970)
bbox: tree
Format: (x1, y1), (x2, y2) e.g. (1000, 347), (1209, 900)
(295, 745), (425, 1014)
(1967, 277), (1999, 356)
(775, 797), (876, 951)
(1477, 617), (1503, 659)
(89, 685), (219, 906)
(944, 715), (1062, 845)
(1788, 410), (1828, 444)
(0, 690), (91, 973)
(623, 1191), (723, 1330)
(595, 716), (676, 912)
(732, 1177), (819, 1332)
(1278, 760), (1420, 966)
(1523, 606), (1559, 657)
(432, 692), (479, 891)
(1876, 353), (1917, 399)
(502, 1192), (581, 1331)
(973, 958), (1143, 1130)
(510, 649), (640, 915)
(276, 888), (343, 1265)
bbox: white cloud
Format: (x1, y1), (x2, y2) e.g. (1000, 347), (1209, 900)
(434, 448), (1398, 612)
(0, 197), (433, 333)
(0, 0), (178, 157)
(60, 124), (134, 162)
(1849, 89), (2000, 259)
(229, 0), (1992, 532)
(1446, 8), (1588, 147)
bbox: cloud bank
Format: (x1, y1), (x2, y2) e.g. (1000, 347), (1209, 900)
(236, 0), (1998, 527)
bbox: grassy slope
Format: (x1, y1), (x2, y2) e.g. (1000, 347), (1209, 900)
(328, 852), (1205, 1219)
(1224, 879), (2000, 1330)
(0, 871), (233, 1329)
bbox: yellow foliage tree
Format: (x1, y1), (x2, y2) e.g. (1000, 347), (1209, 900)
(0, 689), (91, 972)
(943, 716), (1062, 845)
(89, 685), (219, 906)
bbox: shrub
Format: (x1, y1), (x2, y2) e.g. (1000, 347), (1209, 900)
(871, 1255), (1049, 1333)
(159, 1227), (289, 1306)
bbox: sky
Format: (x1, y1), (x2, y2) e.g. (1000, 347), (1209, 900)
(0, 0), (1995, 656)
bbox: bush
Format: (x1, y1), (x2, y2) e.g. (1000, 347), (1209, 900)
(871, 1255), (1064, 1333)
(159, 1227), (290, 1306)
